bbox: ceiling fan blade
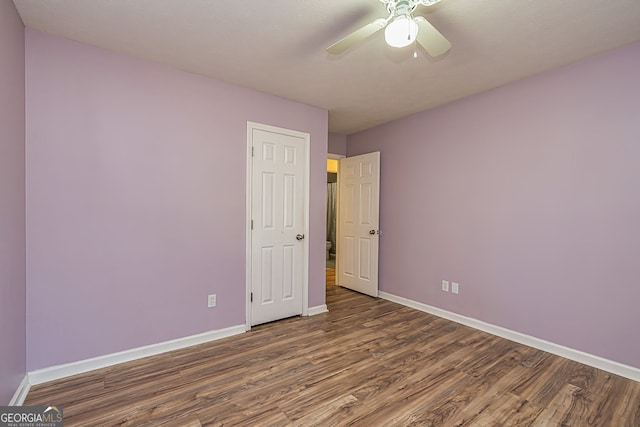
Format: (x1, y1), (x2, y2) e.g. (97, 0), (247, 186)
(414, 16), (451, 57)
(327, 18), (387, 54)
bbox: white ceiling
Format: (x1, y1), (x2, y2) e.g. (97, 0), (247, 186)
(13, 0), (640, 134)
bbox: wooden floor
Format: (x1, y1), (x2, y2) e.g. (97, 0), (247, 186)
(326, 267), (336, 286)
(26, 285), (640, 426)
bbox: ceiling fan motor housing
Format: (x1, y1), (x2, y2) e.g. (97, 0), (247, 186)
(381, 0), (442, 15)
(385, 0), (413, 16)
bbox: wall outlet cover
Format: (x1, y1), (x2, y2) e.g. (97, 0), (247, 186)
(208, 294), (217, 308)
(452, 282), (459, 294)
(442, 280), (449, 292)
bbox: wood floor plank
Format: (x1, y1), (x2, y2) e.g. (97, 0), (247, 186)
(325, 267), (336, 286)
(24, 284), (640, 426)
(480, 391), (544, 426)
(530, 383), (585, 426)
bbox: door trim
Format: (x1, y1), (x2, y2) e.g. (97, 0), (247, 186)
(245, 121), (310, 330)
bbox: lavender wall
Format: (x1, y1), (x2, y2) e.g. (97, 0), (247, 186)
(328, 133), (347, 156)
(0, 1), (26, 404)
(25, 29), (327, 371)
(348, 42), (640, 368)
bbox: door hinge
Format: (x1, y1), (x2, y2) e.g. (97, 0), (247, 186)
(250, 292), (253, 302)
(251, 219), (254, 230)
(251, 146), (254, 157)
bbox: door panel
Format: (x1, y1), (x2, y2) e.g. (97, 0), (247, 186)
(359, 238), (371, 280)
(262, 173), (275, 228)
(282, 245), (295, 299)
(261, 247), (274, 302)
(337, 152), (380, 297)
(343, 184), (355, 224)
(250, 127), (306, 325)
(343, 236), (355, 277)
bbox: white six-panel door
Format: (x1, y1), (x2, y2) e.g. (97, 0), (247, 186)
(338, 152), (380, 297)
(248, 124), (308, 326)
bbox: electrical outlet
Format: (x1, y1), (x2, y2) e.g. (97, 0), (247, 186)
(441, 280), (449, 292)
(451, 282), (459, 294)
(207, 294), (217, 308)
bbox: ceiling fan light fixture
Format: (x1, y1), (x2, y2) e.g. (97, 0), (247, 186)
(384, 15), (418, 48)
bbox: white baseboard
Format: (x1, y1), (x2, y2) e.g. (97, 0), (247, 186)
(28, 325), (245, 386)
(9, 375), (30, 406)
(307, 304), (328, 316)
(379, 291), (640, 383)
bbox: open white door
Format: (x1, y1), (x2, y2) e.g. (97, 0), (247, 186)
(337, 152), (380, 297)
(248, 123), (308, 326)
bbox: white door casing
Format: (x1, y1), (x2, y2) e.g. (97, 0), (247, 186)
(337, 152), (380, 297)
(246, 122), (309, 327)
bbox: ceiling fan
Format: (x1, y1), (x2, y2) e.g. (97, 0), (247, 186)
(327, 0), (451, 57)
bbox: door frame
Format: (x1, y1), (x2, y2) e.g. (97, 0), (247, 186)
(245, 121), (310, 330)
